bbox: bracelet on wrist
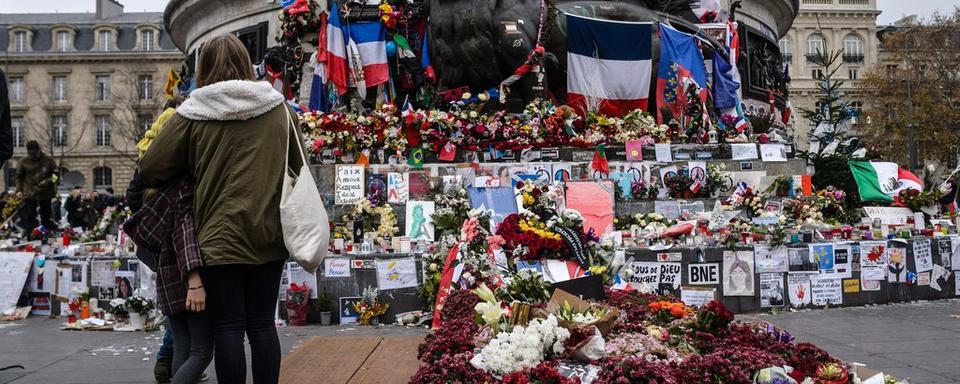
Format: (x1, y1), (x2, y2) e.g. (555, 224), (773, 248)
(188, 285), (204, 290)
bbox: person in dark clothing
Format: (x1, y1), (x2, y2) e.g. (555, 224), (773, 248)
(0, 69), (16, 168)
(64, 186), (84, 229)
(16, 141), (58, 232)
(51, 195), (62, 225)
(103, 187), (119, 208)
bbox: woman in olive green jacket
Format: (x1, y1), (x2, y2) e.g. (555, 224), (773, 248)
(140, 34), (302, 384)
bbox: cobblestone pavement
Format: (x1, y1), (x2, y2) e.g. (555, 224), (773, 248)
(1, 300), (958, 383)
(743, 299), (960, 383)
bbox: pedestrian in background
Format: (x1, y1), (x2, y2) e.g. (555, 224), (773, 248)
(141, 33), (298, 384)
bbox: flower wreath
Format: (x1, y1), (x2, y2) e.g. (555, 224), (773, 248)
(335, 199), (399, 241)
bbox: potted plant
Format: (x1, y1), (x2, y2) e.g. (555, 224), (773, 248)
(124, 296), (155, 330)
(316, 290), (334, 326)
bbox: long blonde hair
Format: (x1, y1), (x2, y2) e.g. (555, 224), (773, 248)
(196, 34), (255, 88)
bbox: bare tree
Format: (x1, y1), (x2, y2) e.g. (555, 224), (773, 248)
(102, 69), (166, 165)
(22, 83), (89, 170)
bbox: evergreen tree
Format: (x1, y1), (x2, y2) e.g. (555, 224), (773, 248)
(798, 49), (870, 223)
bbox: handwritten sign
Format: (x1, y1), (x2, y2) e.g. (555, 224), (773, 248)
(687, 263), (720, 285)
(626, 262), (660, 288)
(324, 258), (351, 278)
(335, 165), (365, 205)
(913, 237), (934, 273)
(811, 277), (843, 306)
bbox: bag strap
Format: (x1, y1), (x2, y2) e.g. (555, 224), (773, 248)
(282, 105), (308, 173)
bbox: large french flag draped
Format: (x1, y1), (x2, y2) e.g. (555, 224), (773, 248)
(324, 3), (349, 95)
(656, 24), (709, 123)
(566, 14), (652, 117)
(348, 22), (389, 88)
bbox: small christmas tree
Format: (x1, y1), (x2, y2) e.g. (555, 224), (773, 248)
(798, 49), (870, 223)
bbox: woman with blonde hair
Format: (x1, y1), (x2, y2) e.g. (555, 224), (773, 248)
(141, 33), (299, 384)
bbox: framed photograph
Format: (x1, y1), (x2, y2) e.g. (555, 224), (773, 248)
(339, 296), (361, 325)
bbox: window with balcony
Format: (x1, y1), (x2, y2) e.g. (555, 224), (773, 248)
(8, 77), (24, 104)
(56, 31), (71, 52)
(53, 76), (68, 102)
(94, 167), (112, 189)
(95, 75), (110, 101)
(51, 115), (68, 147)
(95, 115), (111, 147)
(11, 118), (24, 148)
(141, 30), (155, 51)
(779, 38), (793, 62)
(13, 31), (28, 52)
(138, 75), (153, 100)
(99, 30), (112, 51)
(806, 34), (825, 61)
(842, 35), (864, 63)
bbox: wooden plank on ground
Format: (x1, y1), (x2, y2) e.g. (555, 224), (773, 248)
(280, 336), (383, 384)
(347, 336), (424, 384)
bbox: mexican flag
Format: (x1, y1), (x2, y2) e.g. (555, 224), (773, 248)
(848, 161), (923, 202)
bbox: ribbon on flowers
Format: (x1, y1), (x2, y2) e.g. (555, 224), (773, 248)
(431, 242), (461, 329)
(555, 226), (588, 267)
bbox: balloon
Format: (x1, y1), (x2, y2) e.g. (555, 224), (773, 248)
(385, 41), (397, 58)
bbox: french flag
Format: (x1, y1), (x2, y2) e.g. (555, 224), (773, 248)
(656, 24), (708, 123)
(566, 14), (652, 117)
(324, 3), (348, 95)
(348, 22), (389, 88)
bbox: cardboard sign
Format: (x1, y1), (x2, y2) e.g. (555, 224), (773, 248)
(375, 258), (418, 290)
(335, 165), (365, 205)
(759, 144), (787, 162)
(680, 287), (716, 307)
(387, 172), (409, 203)
(862, 207), (913, 225)
(787, 271), (817, 308)
(687, 263), (720, 285)
(842, 278), (860, 294)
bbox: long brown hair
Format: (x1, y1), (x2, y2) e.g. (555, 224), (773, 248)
(195, 34), (255, 87)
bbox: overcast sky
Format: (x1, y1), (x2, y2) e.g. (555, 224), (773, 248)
(3, 0), (959, 25)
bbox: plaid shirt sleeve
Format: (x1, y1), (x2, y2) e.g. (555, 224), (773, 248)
(173, 180), (203, 280)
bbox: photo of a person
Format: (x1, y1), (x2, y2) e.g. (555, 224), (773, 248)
(768, 280), (785, 306)
(116, 277), (133, 299)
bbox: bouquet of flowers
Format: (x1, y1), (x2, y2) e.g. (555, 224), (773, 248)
(124, 296), (155, 316)
(630, 179), (659, 201)
(353, 287), (388, 325)
(614, 213), (674, 233)
(334, 197), (399, 242)
(108, 298), (129, 320)
(895, 188), (940, 212)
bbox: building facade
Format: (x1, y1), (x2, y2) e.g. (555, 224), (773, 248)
(1, 0), (184, 193)
(781, 0), (881, 150)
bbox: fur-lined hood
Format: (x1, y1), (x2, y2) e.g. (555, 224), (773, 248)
(176, 80), (284, 121)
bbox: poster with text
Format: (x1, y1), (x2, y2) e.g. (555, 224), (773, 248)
(936, 237), (952, 269)
(687, 263), (720, 285)
(755, 246), (789, 273)
(859, 241), (888, 269)
(811, 277), (843, 306)
(375, 258), (418, 290)
(335, 165), (365, 205)
(787, 272), (817, 308)
(626, 262), (661, 292)
(405, 201), (436, 242)
(387, 172), (409, 203)
(888, 245), (908, 283)
(759, 273), (785, 308)
(324, 258), (351, 278)
(723, 251), (755, 296)
(821, 243), (852, 279)
(810, 243), (835, 271)
(913, 237), (934, 273)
